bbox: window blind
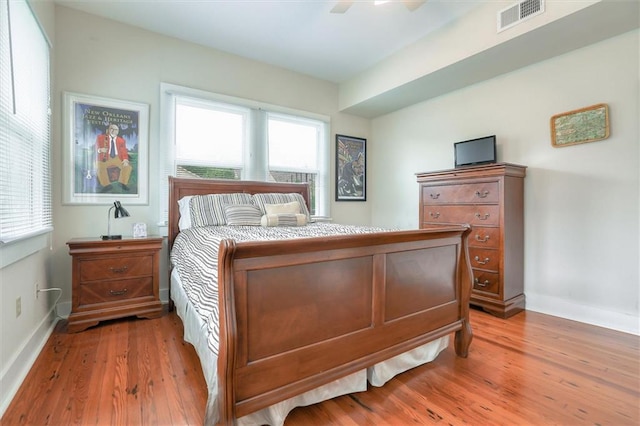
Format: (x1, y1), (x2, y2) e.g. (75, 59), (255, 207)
(0, 0), (52, 243)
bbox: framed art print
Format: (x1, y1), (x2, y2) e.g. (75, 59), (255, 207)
(336, 134), (366, 201)
(62, 92), (149, 205)
(551, 103), (610, 148)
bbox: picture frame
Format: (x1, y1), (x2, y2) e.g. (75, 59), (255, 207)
(62, 92), (149, 205)
(336, 134), (366, 201)
(550, 103), (610, 148)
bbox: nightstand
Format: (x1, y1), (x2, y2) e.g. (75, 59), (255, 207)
(66, 237), (164, 332)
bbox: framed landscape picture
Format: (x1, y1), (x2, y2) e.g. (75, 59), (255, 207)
(62, 92), (149, 205)
(336, 134), (366, 201)
(551, 103), (610, 148)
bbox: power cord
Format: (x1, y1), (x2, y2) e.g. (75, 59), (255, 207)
(37, 287), (63, 319)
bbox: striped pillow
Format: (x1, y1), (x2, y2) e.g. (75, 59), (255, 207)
(261, 213), (308, 227)
(252, 193), (311, 221)
(189, 193), (253, 227)
(223, 204), (262, 226)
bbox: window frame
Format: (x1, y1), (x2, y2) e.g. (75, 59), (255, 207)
(159, 83), (330, 224)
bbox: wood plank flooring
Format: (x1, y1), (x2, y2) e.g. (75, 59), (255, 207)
(2, 307), (638, 425)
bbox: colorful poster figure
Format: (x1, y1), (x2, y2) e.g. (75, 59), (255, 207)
(73, 102), (140, 195)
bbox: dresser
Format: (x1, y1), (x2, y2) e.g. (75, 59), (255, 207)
(416, 163), (526, 318)
(67, 237), (163, 332)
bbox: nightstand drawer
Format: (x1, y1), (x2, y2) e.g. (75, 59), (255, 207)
(78, 277), (154, 306)
(79, 255), (153, 282)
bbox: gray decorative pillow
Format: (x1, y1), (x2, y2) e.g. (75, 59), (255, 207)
(224, 204), (262, 226)
(252, 193), (311, 221)
(189, 193), (253, 227)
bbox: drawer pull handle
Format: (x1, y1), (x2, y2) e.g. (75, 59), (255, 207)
(475, 213), (490, 220)
(109, 289), (128, 296)
(475, 234), (490, 242)
(474, 278), (490, 287)
(475, 190), (489, 198)
(110, 266), (128, 274)
(474, 256), (490, 265)
(429, 212), (440, 219)
(429, 193), (440, 199)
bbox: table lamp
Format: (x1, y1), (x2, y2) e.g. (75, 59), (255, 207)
(101, 200), (130, 240)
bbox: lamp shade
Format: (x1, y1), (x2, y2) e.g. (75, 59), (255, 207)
(101, 200), (131, 240)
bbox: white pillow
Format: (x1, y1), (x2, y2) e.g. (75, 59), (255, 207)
(177, 196), (193, 231)
(264, 201), (301, 215)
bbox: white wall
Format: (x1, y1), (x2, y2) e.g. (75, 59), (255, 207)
(369, 30), (639, 334)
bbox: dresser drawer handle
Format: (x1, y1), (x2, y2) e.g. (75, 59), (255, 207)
(109, 266), (128, 274)
(475, 213), (490, 220)
(429, 193), (440, 199)
(109, 289), (128, 296)
(429, 212), (440, 219)
(474, 256), (490, 265)
(475, 190), (489, 198)
(474, 278), (490, 287)
(475, 234), (490, 242)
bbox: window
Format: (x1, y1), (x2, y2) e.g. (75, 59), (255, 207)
(160, 83), (329, 220)
(267, 113), (322, 214)
(0, 0), (52, 246)
(175, 98), (247, 180)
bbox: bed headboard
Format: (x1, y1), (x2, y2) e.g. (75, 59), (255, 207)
(168, 176), (311, 250)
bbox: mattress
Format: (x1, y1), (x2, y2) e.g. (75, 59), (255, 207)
(170, 223), (449, 425)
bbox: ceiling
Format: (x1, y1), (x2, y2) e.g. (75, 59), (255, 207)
(54, 0), (482, 83)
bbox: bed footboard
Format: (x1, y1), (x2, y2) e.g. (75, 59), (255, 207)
(216, 226), (473, 424)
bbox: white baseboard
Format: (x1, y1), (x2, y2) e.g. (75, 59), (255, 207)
(526, 292), (639, 335)
(0, 309), (59, 418)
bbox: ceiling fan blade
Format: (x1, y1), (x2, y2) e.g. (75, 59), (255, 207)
(402, 0), (426, 12)
(331, 0), (354, 14)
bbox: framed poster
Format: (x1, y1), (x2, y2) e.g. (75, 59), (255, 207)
(62, 92), (149, 205)
(551, 103), (610, 148)
(336, 134), (366, 201)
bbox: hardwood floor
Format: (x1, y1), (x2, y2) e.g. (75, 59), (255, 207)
(2, 307), (638, 425)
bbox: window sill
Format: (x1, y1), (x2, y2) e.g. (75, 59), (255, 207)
(0, 232), (50, 269)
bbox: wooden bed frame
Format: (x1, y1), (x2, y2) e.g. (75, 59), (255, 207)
(168, 177), (473, 425)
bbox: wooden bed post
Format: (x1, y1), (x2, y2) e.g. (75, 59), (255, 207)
(217, 239), (238, 426)
(455, 226), (473, 358)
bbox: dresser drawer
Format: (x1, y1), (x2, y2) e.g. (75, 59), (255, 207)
(469, 226), (500, 249)
(472, 271), (500, 295)
(78, 277), (154, 307)
(79, 255), (153, 282)
(469, 248), (499, 272)
(422, 182), (499, 204)
(422, 205), (499, 226)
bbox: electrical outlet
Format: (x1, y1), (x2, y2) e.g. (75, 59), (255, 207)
(35, 282), (39, 299)
(16, 297), (21, 318)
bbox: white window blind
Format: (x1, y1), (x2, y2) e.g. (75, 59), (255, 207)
(0, 0), (52, 244)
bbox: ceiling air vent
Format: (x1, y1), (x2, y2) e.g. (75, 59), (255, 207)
(498, 0), (545, 32)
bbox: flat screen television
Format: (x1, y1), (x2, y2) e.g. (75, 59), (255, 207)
(454, 135), (497, 168)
